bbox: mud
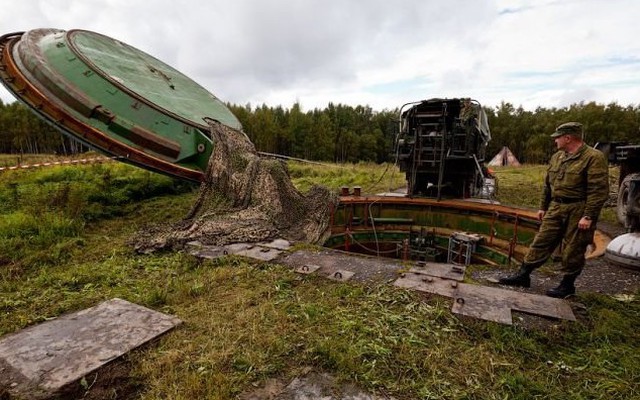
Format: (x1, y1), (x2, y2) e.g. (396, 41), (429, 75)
(50, 359), (142, 400)
(133, 121), (337, 253)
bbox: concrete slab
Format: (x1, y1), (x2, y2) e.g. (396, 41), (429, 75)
(280, 249), (403, 283)
(327, 270), (355, 282)
(0, 298), (181, 399)
(451, 295), (514, 324)
(410, 262), (466, 281)
(394, 274), (458, 297)
(187, 241), (284, 262)
(454, 283), (576, 324)
(228, 243), (282, 261)
(295, 264), (322, 275)
(394, 272), (575, 325)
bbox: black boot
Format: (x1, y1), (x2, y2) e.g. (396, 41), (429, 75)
(546, 273), (578, 298)
(498, 264), (534, 288)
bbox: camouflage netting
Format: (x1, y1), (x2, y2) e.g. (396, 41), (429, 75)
(133, 120), (337, 253)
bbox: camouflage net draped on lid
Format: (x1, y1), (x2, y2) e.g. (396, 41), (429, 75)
(133, 121), (337, 253)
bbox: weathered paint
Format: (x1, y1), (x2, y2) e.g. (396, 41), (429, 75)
(327, 196), (541, 265)
(0, 29), (241, 181)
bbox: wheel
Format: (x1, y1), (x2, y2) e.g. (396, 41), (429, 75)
(617, 172), (640, 226)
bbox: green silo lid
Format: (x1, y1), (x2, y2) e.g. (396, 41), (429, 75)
(0, 28), (243, 181)
(67, 30), (241, 130)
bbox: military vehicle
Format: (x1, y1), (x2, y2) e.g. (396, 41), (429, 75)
(596, 142), (640, 227)
(597, 142), (640, 268)
(395, 98), (492, 199)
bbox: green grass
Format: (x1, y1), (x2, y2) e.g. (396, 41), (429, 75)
(0, 159), (637, 399)
(489, 165), (548, 209)
(288, 161), (405, 193)
(489, 164), (620, 224)
(0, 163), (197, 281)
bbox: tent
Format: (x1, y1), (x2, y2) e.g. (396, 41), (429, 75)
(488, 146), (521, 167)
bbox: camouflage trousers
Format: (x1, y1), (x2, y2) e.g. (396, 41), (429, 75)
(523, 201), (596, 275)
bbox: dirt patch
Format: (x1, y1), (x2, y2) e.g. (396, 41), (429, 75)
(239, 369), (395, 400)
(133, 121), (337, 253)
(0, 358), (142, 400)
(52, 359), (142, 400)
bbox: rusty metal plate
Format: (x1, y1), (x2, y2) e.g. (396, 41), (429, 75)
(327, 270), (355, 282)
(295, 264), (321, 275)
(0, 298), (181, 398)
(410, 262), (466, 281)
(394, 272), (575, 325)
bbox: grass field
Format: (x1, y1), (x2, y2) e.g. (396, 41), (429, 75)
(0, 157), (637, 399)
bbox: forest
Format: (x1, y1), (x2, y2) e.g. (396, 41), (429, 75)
(1, 97), (639, 164)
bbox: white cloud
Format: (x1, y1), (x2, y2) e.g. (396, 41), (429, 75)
(1, 0), (638, 112)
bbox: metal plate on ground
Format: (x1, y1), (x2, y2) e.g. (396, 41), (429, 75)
(410, 262), (466, 281)
(394, 272), (575, 325)
(394, 273), (458, 297)
(451, 294), (514, 324)
(327, 270), (355, 282)
(454, 283), (576, 324)
(187, 241), (283, 261)
(0, 298), (181, 399)
(295, 264), (321, 275)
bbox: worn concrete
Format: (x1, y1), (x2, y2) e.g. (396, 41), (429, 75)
(0, 298), (181, 399)
(395, 272), (576, 324)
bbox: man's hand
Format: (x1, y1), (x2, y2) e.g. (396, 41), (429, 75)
(578, 216), (592, 230)
(537, 210), (546, 221)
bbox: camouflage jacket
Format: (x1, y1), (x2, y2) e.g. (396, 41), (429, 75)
(459, 104), (478, 123)
(540, 144), (609, 219)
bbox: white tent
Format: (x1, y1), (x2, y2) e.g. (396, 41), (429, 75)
(488, 146), (521, 167)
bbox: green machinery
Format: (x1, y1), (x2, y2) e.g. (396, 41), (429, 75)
(0, 28), (241, 182)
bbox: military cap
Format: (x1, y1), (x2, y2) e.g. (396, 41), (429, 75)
(550, 122), (583, 138)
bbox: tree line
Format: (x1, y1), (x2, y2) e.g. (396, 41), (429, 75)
(1, 97), (639, 164)
(0, 100), (86, 155)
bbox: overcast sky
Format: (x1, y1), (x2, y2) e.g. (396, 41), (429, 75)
(1, 0), (638, 112)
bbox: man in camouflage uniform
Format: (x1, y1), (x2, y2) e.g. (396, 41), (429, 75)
(499, 122), (609, 298)
(459, 98), (479, 155)
(459, 98), (478, 124)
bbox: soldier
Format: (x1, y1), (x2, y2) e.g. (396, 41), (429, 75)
(459, 98), (479, 155)
(459, 98), (478, 124)
(498, 122), (609, 298)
